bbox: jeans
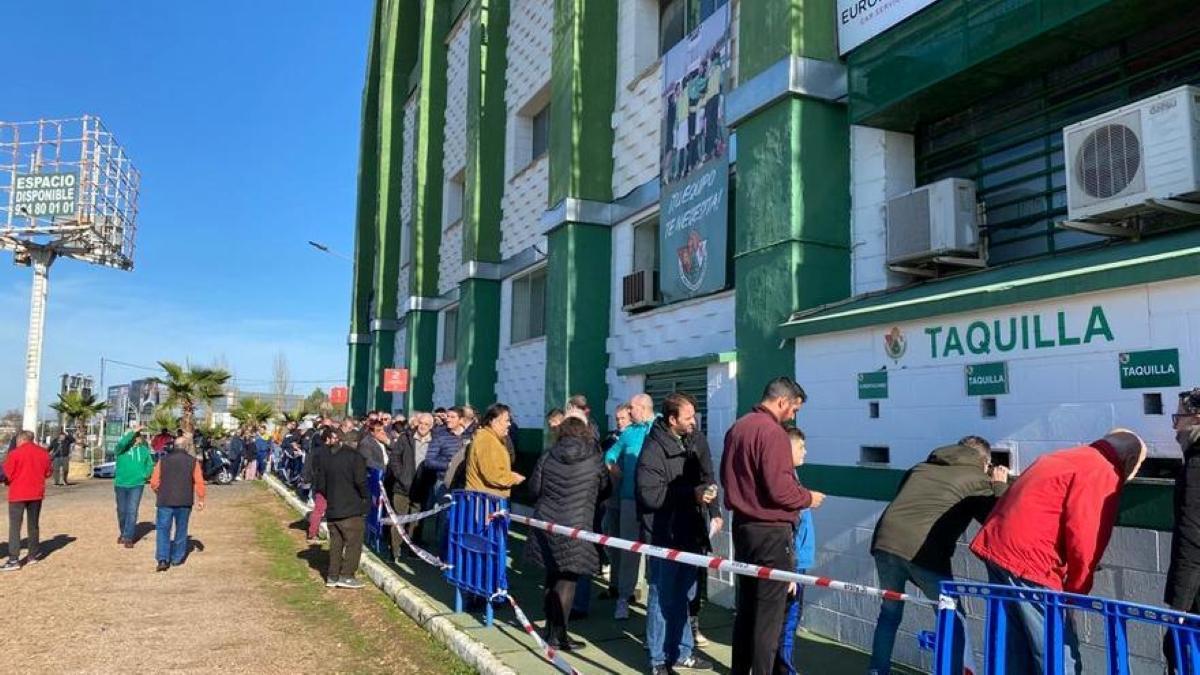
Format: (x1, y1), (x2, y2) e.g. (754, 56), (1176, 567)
(775, 568), (807, 675)
(869, 551), (965, 675)
(646, 557), (696, 668)
(308, 492), (327, 539)
(255, 451), (268, 478)
(608, 498), (644, 599)
(114, 485), (144, 541)
(985, 560), (1082, 675)
(155, 506), (192, 565)
(7, 500), (41, 562)
(733, 522), (793, 675)
(53, 457), (69, 484)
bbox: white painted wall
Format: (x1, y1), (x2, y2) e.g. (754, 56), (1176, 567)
(612, 0), (662, 198)
(794, 277), (1200, 672)
(502, 0), (552, 258)
(495, 270), (548, 428)
(433, 361), (457, 410)
(850, 125), (914, 295)
(438, 221), (464, 295)
(438, 21), (470, 296)
(400, 93), (419, 272)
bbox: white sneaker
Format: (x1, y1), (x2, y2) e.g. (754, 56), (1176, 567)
(614, 598), (630, 620)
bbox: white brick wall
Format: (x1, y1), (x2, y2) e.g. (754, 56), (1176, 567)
(612, 0), (661, 199)
(396, 263), (410, 316)
(443, 21), (470, 183)
(496, 270), (548, 427)
(502, 0), (552, 258)
(400, 94), (418, 271)
(390, 325), (407, 412)
(850, 125), (914, 295)
(433, 361), (457, 409)
(793, 277), (1200, 671)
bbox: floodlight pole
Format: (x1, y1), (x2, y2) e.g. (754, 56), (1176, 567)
(21, 247), (56, 432)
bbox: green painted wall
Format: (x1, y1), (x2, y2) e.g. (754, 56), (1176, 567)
(369, 0), (422, 411)
(732, 63), (851, 411)
(542, 0), (618, 428)
(547, 0), (617, 206)
(348, 0), (386, 417)
(456, 277), (501, 409)
(544, 223), (612, 427)
(405, 309), (439, 412)
(738, 0), (838, 80)
(798, 463), (1175, 532)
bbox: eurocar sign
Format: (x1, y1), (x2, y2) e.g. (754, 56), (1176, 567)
(837, 0), (940, 55)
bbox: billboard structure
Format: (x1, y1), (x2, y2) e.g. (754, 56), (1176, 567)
(0, 117), (140, 430)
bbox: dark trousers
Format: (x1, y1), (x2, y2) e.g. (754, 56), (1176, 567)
(543, 570), (580, 643)
(327, 516), (365, 581)
(389, 492), (412, 557)
(53, 457), (69, 484)
(7, 500), (42, 562)
(732, 522), (794, 675)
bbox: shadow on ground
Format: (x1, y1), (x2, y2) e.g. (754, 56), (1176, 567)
(0, 534), (77, 561)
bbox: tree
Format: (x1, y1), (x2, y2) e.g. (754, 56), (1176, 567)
(147, 406), (180, 435)
(154, 361), (232, 435)
(279, 408), (307, 425)
(49, 392), (108, 460)
(305, 387), (332, 416)
(272, 351), (291, 412)
(230, 397), (276, 429)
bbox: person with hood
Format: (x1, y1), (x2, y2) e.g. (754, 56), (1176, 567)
(868, 435), (1008, 675)
(525, 416), (610, 651)
(464, 403), (525, 498)
(49, 431), (74, 486)
(1, 431), (52, 572)
(313, 425), (369, 589)
(638, 392), (714, 674)
(149, 434), (206, 572)
(1164, 387), (1200, 671)
(970, 430), (1146, 674)
(113, 425), (155, 548)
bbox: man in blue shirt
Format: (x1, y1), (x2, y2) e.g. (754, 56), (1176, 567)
(604, 393), (655, 620)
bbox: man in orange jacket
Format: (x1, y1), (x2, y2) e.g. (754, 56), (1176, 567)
(970, 429), (1146, 674)
(2, 431), (53, 572)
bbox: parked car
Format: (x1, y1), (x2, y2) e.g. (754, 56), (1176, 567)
(92, 462), (116, 479)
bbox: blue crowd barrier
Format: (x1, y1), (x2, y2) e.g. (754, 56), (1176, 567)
(444, 490), (509, 626)
(934, 581), (1200, 675)
(365, 467), (389, 556)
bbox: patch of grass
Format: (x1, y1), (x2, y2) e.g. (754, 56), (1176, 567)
(250, 497), (473, 674)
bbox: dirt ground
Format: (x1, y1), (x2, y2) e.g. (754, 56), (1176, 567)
(0, 475), (469, 674)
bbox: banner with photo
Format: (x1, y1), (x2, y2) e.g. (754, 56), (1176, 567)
(659, 2), (730, 304)
(105, 385), (130, 423)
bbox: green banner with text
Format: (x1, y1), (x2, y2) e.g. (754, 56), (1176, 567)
(966, 362), (1009, 396)
(858, 371), (888, 399)
(1119, 349), (1180, 389)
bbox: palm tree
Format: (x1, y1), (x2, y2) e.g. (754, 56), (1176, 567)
(279, 408), (307, 426)
(147, 406), (180, 436)
(49, 391), (107, 460)
(230, 397), (276, 429)
(154, 361), (232, 434)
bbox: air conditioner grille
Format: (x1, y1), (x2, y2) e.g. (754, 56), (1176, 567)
(1076, 123), (1142, 199)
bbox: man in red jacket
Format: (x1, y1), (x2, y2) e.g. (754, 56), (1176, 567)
(721, 377), (825, 675)
(970, 429), (1146, 674)
(2, 431), (53, 572)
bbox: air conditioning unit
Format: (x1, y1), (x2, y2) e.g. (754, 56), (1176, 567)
(1064, 85), (1200, 222)
(621, 269), (659, 311)
(886, 178), (979, 266)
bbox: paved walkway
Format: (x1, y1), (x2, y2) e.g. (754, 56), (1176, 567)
(268, 478), (927, 675)
(0, 475), (466, 674)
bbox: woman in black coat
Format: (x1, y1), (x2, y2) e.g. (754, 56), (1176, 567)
(525, 416), (611, 650)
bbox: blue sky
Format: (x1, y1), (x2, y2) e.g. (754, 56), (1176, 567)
(0, 2), (373, 413)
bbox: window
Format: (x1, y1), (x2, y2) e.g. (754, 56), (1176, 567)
(441, 307), (458, 362)
(531, 104), (550, 161)
(659, 0), (728, 55)
(859, 446), (891, 465)
(510, 267), (547, 343)
(443, 172), (464, 230)
(633, 216), (659, 274)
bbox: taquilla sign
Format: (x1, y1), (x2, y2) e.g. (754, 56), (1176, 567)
(876, 292), (1151, 366)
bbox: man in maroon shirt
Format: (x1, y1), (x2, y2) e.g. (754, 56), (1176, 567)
(721, 377), (825, 675)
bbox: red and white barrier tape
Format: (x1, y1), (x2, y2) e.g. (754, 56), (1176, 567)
(380, 501), (452, 526)
(491, 510), (935, 607)
(378, 488), (452, 571)
(494, 592), (582, 675)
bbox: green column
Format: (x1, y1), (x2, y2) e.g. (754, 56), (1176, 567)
(368, 0), (421, 411)
(543, 0), (617, 424)
(732, 0), (851, 412)
(347, 0), (386, 417)
(456, 0), (509, 410)
(404, 0), (450, 412)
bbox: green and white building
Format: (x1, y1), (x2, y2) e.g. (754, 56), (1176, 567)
(348, 0), (1200, 669)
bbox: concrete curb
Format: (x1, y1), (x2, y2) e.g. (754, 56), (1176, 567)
(263, 476), (517, 675)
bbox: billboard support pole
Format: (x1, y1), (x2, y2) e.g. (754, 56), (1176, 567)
(21, 247), (54, 433)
